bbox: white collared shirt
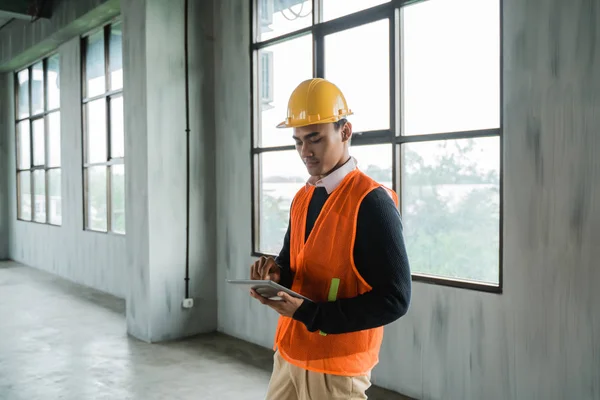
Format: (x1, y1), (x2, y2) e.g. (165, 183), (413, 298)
(305, 156), (395, 201)
(305, 157), (357, 194)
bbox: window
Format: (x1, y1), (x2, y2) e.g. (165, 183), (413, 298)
(82, 21), (125, 234)
(15, 54), (62, 225)
(252, 0), (502, 291)
(260, 52), (274, 106)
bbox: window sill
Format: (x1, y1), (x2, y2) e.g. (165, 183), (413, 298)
(16, 218), (62, 227)
(250, 251), (502, 294)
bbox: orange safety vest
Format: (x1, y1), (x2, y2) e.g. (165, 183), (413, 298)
(273, 168), (399, 376)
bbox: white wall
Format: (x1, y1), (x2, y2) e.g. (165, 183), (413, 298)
(214, 0), (600, 399)
(2, 38), (127, 298)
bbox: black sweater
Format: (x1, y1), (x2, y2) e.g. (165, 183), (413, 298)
(275, 186), (412, 335)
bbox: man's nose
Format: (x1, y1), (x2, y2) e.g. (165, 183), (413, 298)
(300, 143), (312, 158)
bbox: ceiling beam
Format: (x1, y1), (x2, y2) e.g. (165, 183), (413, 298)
(0, 0), (52, 20)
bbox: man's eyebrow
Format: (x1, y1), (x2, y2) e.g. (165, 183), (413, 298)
(292, 132), (320, 140)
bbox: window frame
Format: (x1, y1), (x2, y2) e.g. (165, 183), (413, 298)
(14, 53), (62, 226)
(250, 0), (504, 293)
(81, 19), (125, 235)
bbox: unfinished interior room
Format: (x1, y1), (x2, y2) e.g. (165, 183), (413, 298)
(1, 0), (599, 399)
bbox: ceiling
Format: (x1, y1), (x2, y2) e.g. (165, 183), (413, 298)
(0, 16), (11, 30)
(0, 0), (52, 26)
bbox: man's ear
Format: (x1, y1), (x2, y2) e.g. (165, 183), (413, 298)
(341, 121), (353, 143)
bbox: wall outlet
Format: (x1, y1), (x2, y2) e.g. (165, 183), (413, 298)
(182, 298), (194, 309)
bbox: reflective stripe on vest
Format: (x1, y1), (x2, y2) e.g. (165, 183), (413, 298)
(272, 169), (398, 376)
(319, 278), (341, 336)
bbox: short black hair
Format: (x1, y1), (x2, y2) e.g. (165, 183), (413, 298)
(333, 118), (348, 131)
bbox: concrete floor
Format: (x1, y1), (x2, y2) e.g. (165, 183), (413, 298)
(0, 261), (412, 400)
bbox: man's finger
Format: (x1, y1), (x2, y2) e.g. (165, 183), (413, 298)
(250, 289), (280, 305)
(264, 299), (285, 313)
(250, 289), (268, 304)
(250, 265), (261, 280)
(259, 266), (268, 280)
(251, 290), (285, 310)
(260, 258), (274, 280)
(256, 257), (265, 279)
(277, 292), (292, 302)
(260, 256), (268, 268)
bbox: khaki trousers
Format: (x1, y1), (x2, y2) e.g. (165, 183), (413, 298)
(265, 351), (372, 400)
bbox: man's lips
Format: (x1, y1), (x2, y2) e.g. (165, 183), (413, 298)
(305, 160), (319, 167)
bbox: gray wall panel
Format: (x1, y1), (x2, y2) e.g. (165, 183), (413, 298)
(0, 73), (8, 260)
(123, 0), (218, 342)
(121, 0), (151, 342)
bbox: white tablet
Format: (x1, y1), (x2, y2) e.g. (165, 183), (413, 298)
(227, 279), (313, 302)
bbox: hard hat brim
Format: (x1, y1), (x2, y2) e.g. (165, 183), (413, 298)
(276, 112), (353, 129)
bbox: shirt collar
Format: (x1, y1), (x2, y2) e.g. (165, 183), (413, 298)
(306, 157), (357, 194)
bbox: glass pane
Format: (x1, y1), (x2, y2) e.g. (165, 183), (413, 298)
(18, 172), (32, 221)
(351, 144), (392, 188)
(31, 62), (44, 115)
(257, 0), (312, 42)
(17, 122), (30, 170)
(111, 164), (125, 234)
(402, 0), (500, 135)
(259, 34), (313, 148)
(110, 97), (125, 158)
(48, 169), (62, 225)
(86, 166), (108, 231)
(401, 137), (500, 284)
(32, 119), (45, 166)
(109, 22), (123, 90)
(87, 99), (107, 163)
(47, 54), (60, 110)
(47, 112), (61, 168)
(17, 69), (29, 119)
(322, 0), (389, 22)
(33, 170), (46, 223)
(86, 29), (106, 98)
(259, 150), (308, 254)
(325, 19), (389, 133)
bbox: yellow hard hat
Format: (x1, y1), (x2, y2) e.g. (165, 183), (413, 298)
(276, 78), (353, 129)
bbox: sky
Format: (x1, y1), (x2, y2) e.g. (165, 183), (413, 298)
(257, 0), (500, 180)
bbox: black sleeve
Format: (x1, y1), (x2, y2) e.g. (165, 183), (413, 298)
(274, 217), (294, 289)
(292, 187), (412, 334)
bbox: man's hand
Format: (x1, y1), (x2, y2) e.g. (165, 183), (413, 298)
(250, 290), (303, 318)
(250, 256), (281, 283)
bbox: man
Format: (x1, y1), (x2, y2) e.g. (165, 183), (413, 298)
(250, 78), (411, 399)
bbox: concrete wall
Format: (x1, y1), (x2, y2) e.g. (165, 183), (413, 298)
(0, 0), (123, 293)
(122, 0), (217, 342)
(0, 0), (218, 339)
(214, 0), (284, 347)
(1, 38), (127, 298)
(501, 1), (600, 399)
(214, 1), (600, 400)
(0, 73), (8, 260)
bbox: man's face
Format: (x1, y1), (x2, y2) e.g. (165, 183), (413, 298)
(292, 122), (351, 177)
